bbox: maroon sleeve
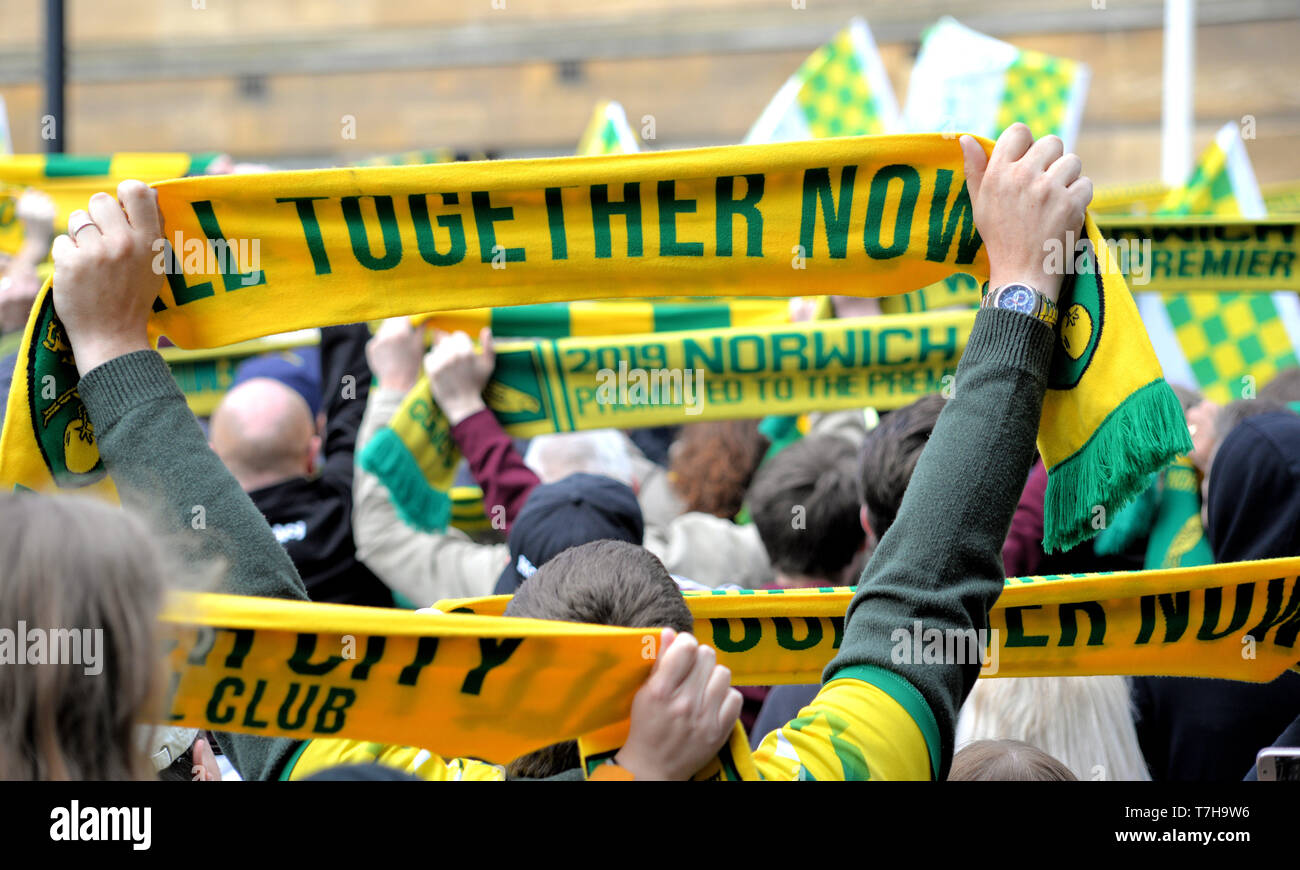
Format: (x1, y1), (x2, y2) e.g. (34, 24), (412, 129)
(1001, 458), (1048, 577)
(449, 407), (540, 533)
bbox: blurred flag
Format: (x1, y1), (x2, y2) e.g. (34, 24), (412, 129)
(577, 101), (640, 156)
(903, 16), (1089, 150)
(0, 152), (217, 255)
(1137, 122), (1300, 402)
(744, 18), (899, 144)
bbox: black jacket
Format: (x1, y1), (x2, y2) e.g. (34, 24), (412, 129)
(249, 325), (394, 608)
(1133, 411), (1300, 781)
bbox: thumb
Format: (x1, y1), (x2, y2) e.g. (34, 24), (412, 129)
(959, 135), (987, 205)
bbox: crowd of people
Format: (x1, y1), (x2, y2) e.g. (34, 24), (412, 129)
(1, 124), (1298, 781)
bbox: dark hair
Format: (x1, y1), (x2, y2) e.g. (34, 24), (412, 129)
(503, 540), (692, 778)
(858, 395), (947, 539)
(948, 739), (1077, 781)
(669, 420), (769, 519)
(746, 434), (865, 581)
(1260, 367), (1300, 403)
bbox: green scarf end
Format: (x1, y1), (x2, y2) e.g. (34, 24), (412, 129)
(358, 427), (452, 533)
(1043, 378), (1193, 554)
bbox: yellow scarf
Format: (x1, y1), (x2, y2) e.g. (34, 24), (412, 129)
(0, 134), (1187, 550)
(159, 557), (1300, 761)
(361, 309), (973, 530)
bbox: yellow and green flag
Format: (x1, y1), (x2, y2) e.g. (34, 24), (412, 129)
(903, 16), (1089, 151)
(577, 101), (641, 156)
(1137, 122), (1300, 403)
(745, 18), (899, 144)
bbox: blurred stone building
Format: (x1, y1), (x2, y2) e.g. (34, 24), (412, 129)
(0, 0), (1296, 184)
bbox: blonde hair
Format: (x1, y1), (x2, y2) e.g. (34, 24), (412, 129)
(956, 676), (1151, 781)
(0, 493), (166, 780)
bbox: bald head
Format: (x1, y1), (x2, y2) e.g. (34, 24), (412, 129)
(209, 378), (317, 491)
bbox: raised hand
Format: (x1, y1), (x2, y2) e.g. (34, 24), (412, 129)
(959, 124), (1093, 304)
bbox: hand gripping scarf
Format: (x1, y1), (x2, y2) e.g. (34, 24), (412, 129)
(0, 134), (1189, 551)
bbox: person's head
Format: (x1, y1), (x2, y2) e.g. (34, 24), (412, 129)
(503, 540), (693, 777)
(957, 676), (1150, 781)
(1259, 367), (1300, 404)
(746, 434), (866, 587)
(948, 739), (1077, 781)
(524, 430), (636, 488)
(1198, 398), (1289, 519)
(1206, 410), (1300, 562)
(669, 419), (769, 519)
(495, 473), (645, 593)
(209, 378), (320, 491)
(858, 394), (947, 547)
(0, 493), (167, 780)
(1169, 383), (1204, 414)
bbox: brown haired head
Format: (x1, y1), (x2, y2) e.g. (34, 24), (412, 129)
(669, 420), (769, 519)
(948, 739), (1078, 781)
(503, 539), (692, 778)
(0, 493), (166, 780)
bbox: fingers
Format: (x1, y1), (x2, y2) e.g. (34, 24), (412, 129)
(376, 315), (415, 339)
(651, 631), (698, 692)
(701, 663), (734, 732)
(681, 642), (716, 705)
(117, 180), (162, 239)
(1067, 175), (1095, 213)
(958, 135), (988, 204)
(989, 122), (1033, 167)
(51, 233), (77, 265)
(1046, 152), (1083, 189)
(1022, 134), (1064, 172)
(65, 210), (101, 249)
(86, 191), (130, 237)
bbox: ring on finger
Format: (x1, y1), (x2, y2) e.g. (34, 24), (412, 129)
(68, 213), (101, 240)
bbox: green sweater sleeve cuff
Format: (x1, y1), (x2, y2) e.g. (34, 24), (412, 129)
(78, 349), (184, 430)
(961, 306), (1055, 381)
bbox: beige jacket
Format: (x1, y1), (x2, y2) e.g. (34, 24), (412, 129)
(353, 388), (507, 607)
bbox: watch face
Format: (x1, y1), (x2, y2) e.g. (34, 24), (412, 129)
(996, 284), (1038, 315)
